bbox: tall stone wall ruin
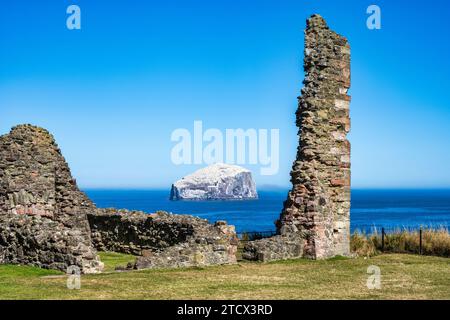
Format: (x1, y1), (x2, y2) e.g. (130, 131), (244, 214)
(244, 14), (351, 261)
(278, 14), (351, 259)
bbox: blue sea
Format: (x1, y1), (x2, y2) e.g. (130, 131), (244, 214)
(84, 189), (450, 234)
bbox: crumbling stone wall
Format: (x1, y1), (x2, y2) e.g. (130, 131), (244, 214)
(0, 125), (103, 273)
(278, 14), (351, 259)
(88, 209), (195, 255)
(88, 209), (238, 269)
(0, 125), (239, 272)
(244, 14), (351, 261)
(242, 234), (303, 262)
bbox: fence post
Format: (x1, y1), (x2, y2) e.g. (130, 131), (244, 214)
(381, 227), (385, 252)
(419, 228), (423, 255)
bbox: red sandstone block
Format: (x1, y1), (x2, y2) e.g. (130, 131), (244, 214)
(330, 179), (345, 187)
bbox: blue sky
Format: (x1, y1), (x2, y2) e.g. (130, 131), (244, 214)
(1, 0), (450, 189)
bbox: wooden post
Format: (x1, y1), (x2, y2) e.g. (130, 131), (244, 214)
(381, 227), (385, 252)
(419, 228), (423, 255)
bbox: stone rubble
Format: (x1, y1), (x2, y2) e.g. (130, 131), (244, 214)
(134, 219), (238, 270)
(242, 235), (303, 262)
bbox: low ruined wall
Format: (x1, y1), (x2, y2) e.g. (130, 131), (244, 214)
(88, 209), (238, 269)
(242, 235), (303, 262)
(88, 209), (195, 255)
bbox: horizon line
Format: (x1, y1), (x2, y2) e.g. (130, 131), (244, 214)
(79, 186), (450, 191)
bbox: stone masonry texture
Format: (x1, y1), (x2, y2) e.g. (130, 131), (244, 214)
(0, 125), (238, 272)
(242, 234), (303, 262)
(278, 14), (351, 258)
(88, 209), (238, 270)
(0, 125), (104, 273)
(1, 14), (350, 269)
(244, 14), (351, 261)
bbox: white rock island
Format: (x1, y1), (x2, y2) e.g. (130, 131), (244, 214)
(170, 163), (258, 200)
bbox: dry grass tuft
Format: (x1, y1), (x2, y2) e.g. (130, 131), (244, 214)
(351, 228), (450, 258)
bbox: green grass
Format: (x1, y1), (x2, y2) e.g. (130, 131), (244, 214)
(98, 251), (137, 272)
(0, 253), (448, 300)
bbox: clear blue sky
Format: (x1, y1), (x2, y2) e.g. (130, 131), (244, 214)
(1, 0), (449, 189)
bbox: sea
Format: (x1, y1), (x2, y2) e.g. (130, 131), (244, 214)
(84, 189), (450, 235)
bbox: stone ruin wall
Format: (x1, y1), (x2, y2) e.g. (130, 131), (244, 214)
(88, 209), (238, 269)
(242, 234), (303, 262)
(88, 209), (195, 255)
(279, 14), (351, 258)
(0, 125), (103, 273)
(0, 125), (238, 272)
(244, 14), (351, 260)
(0, 14), (350, 272)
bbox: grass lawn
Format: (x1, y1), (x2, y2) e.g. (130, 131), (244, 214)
(0, 253), (448, 300)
